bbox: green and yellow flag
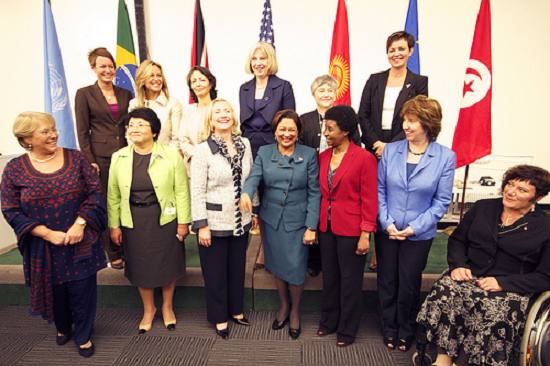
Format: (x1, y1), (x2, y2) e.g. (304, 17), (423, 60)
(115, 0), (137, 95)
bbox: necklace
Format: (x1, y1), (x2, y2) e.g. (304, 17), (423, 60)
(28, 150), (57, 163)
(408, 144), (426, 156)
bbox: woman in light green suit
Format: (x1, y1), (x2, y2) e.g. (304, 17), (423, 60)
(108, 108), (191, 334)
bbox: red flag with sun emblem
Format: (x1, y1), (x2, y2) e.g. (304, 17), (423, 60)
(329, 0), (351, 106)
(452, 0), (492, 168)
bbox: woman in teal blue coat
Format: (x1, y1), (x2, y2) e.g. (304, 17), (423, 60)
(241, 110), (320, 339)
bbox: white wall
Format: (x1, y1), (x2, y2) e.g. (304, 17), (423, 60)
(1, 0), (549, 167)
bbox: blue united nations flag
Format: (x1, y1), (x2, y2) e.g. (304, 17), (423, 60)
(43, 0), (76, 148)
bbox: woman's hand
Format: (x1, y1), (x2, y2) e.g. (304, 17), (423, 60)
(239, 193), (253, 213)
(64, 222), (85, 245)
(44, 230), (67, 246)
(198, 227), (212, 247)
(303, 228), (316, 245)
(90, 163), (100, 175)
(450, 267), (473, 282)
(176, 224), (189, 242)
(393, 226), (414, 240)
(252, 216), (259, 230)
(373, 141), (385, 158)
(356, 231), (370, 256)
(476, 277), (503, 292)
(110, 228), (123, 246)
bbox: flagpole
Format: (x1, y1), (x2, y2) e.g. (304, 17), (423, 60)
(459, 165), (470, 221)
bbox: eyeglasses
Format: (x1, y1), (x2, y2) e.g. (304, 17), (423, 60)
(127, 122), (151, 129)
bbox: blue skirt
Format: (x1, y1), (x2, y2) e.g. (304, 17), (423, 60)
(261, 219), (308, 285)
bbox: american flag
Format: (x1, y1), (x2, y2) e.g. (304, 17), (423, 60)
(259, 0), (275, 46)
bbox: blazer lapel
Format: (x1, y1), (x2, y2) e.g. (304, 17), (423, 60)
(331, 144), (358, 190)
(408, 141), (435, 180)
(375, 70), (390, 118)
(396, 141), (408, 187)
(243, 78), (255, 111)
(392, 69), (414, 122)
(256, 75), (281, 111)
(91, 82), (116, 123)
(319, 149), (331, 194)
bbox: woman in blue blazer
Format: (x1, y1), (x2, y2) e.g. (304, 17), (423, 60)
(239, 42), (295, 159)
(376, 96), (455, 352)
(241, 110), (320, 340)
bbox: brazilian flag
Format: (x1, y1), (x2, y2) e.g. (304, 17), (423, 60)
(115, 0), (137, 96)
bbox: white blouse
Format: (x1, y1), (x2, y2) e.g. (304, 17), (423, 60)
(381, 86), (401, 130)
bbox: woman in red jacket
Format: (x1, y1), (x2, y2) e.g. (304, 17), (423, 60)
(316, 106), (378, 346)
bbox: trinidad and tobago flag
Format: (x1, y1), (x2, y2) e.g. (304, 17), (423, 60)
(452, 0), (492, 168)
(329, 0), (351, 106)
(189, 0), (209, 102)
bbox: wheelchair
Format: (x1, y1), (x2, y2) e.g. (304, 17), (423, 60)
(411, 291), (550, 366)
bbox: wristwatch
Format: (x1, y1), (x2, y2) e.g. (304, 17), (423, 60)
(75, 217), (87, 226)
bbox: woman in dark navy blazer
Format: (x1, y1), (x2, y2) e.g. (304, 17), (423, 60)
(316, 106), (378, 347)
(376, 96), (455, 352)
(239, 42), (295, 159)
(358, 31), (428, 159)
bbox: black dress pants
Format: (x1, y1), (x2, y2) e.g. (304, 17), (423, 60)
(198, 233), (248, 324)
(53, 274), (98, 346)
(319, 226), (366, 342)
(375, 232), (432, 340)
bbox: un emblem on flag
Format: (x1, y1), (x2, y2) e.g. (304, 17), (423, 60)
(115, 64), (137, 97)
(48, 64), (68, 112)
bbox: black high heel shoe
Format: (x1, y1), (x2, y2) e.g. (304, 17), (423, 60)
(215, 324), (229, 339)
(78, 342), (95, 358)
(289, 325), (301, 339)
(231, 316), (250, 326)
(271, 316), (289, 330)
(398, 336), (413, 352)
(383, 336), (396, 350)
(56, 332), (71, 346)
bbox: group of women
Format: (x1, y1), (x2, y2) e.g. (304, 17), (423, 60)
(1, 30), (549, 366)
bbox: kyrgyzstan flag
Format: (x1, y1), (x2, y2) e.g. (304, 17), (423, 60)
(329, 0), (351, 106)
(452, 0), (492, 168)
(190, 0), (209, 102)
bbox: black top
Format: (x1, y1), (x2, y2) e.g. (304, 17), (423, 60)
(130, 152), (157, 205)
(447, 198), (550, 293)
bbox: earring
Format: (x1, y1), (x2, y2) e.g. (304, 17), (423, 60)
(26, 144), (32, 151)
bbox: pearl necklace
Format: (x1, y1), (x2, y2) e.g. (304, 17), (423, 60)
(28, 150), (57, 163)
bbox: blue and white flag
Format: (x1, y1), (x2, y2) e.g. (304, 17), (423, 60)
(43, 0), (76, 148)
(405, 0), (420, 74)
(259, 0), (275, 46)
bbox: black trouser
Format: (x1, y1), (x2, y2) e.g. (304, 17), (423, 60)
(96, 155), (122, 262)
(53, 274), (98, 346)
(307, 244), (321, 272)
(198, 233), (249, 324)
(319, 226), (366, 342)
(375, 232), (432, 340)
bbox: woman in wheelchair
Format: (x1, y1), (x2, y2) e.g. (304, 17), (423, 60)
(416, 165), (550, 366)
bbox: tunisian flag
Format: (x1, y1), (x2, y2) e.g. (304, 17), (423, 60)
(329, 0), (351, 106)
(452, 0), (492, 168)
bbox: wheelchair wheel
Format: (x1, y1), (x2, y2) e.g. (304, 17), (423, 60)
(519, 291), (550, 366)
(411, 351), (433, 366)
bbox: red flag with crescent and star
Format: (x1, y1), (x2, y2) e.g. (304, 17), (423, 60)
(329, 0), (351, 106)
(452, 0), (492, 168)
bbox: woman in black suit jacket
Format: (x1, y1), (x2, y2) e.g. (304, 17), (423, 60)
(358, 31), (428, 159)
(239, 42), (295, 159)
(75, 47), (132, 268)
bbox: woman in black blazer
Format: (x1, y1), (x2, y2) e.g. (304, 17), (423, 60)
(75, 47), (132, 268)
(358, 31), (428, 159)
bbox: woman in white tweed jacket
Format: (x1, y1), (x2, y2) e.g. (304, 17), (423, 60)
(190, 98), (258, 339)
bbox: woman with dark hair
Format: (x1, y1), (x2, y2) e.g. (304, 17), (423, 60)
(358, 31), (428, 159)
(241, 109), (320, 339)
(316, 106), (378, 347)
(75, 47), (132, 270)
(179, 66), (218, 175)
(1, 112), (106, 357)
(108, 108), (191, 333)
(417, 165), (550, 366)
(377, 95), (455, 352)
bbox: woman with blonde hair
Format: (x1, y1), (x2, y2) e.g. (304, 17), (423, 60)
(191, 99), (257, 339)
(129, 59), (182, 147)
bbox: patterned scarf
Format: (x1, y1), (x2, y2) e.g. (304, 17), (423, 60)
(211, 134), (246, 235)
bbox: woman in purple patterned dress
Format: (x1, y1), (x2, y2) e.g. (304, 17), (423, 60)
(1, 112), (106, 358)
